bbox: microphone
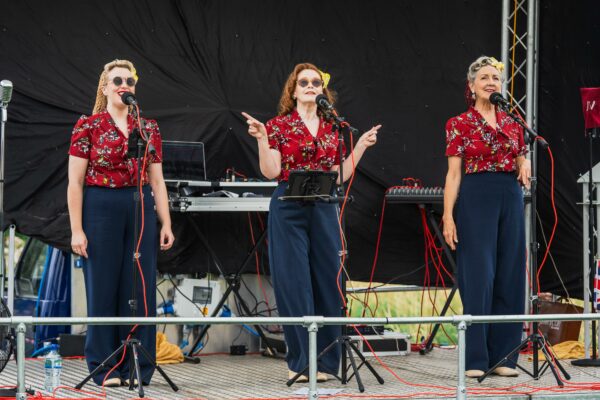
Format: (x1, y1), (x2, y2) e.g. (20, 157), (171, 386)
(315, 94), (335, 113)
(489, 92), (510, 108)
(120, 91), (138, 106)
(489, 92), (549, 148)
(0, 80), (13, 106)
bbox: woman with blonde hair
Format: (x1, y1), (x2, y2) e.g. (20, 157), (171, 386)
(67, 59), (174, 387)
(242, 62), (381, 381)
(443, 56), (531, 378)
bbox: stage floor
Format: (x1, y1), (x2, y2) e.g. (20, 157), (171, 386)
(1, 348), (599, 399)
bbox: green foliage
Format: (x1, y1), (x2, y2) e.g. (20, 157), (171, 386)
(348, 283), (463, 345)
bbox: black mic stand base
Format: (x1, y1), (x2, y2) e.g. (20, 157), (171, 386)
(75, 337), (179, 398)
(286, 334), (384, 392)
(571, 358), (600, 367)
(478, 331), (570, 386)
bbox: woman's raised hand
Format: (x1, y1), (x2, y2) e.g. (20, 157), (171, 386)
(357, 124), (381, 149)
(242, 112), (267, 140)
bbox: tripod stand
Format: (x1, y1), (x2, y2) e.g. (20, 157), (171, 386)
(186, 218), (279, 356)
(286, 116), (384, 392)
(76, 107), (178, 398)
(479, 104), (569, 385)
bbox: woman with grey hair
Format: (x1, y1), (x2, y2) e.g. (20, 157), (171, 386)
(442, 56), (531, 378)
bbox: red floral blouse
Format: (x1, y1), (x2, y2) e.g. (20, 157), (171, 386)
(266, 110), (346, 182)
(445, 106), (527, 174)
(68, 110), (163, 187)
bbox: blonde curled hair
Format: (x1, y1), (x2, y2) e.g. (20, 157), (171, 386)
(278, 63), (336, 117)
(92, 59), (138, 115)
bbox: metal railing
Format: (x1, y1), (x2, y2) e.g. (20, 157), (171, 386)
(4, 313), (600, 400)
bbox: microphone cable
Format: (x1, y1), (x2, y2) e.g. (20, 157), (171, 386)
(510, 107), (558, 296)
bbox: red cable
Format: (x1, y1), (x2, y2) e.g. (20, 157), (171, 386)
(509, 106), (558, 294)
(225, 168), (248, 179)
(101, 106), (152, 386)
(333, 124), (379, 317)
(336, 122), (356, 310)
(361, 197), (387, 317)
(420, 208), (456, 345)
(536, 140), (557, 294)
(134, 105), (150, 318)
(329, 131), (580, 395)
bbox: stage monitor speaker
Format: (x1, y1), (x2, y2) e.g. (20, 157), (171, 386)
(349, 331), (411, 357)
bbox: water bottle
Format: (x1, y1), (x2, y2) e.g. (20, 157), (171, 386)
(43, 342), (62, 392)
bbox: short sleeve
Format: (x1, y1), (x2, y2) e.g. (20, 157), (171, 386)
(68, 115), (92, 159)
(445, 117), (464, 157)
(145, 119), (162, 163)
(266, 118), (282, 152)
(516, 125), (528, 157)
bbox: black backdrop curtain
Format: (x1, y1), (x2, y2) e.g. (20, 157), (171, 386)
(536, 1), (600, 296)
(0, 0), (598, 294)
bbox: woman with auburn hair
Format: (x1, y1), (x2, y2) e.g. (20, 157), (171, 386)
(443, 56), (531, 379)
(67, 59), (174, 387)
(242, 62), (381, 382)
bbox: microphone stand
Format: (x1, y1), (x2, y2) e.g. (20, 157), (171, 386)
(572, 127), (600, 367)
(286, 109), (384, 392)
(76, 106), (178, 397)
(478, 103), (569, 385)
(0, 92), (24, 400)
(495, 102), (548, 149)
(0, 100), (7, 299)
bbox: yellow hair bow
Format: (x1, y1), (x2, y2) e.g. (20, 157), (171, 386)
(489, 57), (505, 74)
(318, 69), (331, 89)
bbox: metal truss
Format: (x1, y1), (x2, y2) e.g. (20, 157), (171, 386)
(501, 0), (539, 129)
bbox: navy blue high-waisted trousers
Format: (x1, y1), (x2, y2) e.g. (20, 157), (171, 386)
(268, 182), (342, 374)
(456, 172), (525, 371)
(82, 185), (157, 384)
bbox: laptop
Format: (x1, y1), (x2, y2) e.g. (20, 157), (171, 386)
(161, 140), (206, 181)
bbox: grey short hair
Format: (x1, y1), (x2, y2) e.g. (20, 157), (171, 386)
(467, 56), (505, 83)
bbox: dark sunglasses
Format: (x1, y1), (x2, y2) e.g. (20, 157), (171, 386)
(297, 79), (323, 88)
(111, 76), (136, 87)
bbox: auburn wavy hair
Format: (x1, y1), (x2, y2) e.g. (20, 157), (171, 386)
(277, 63), (336, 117)
(92, 59), (137, 115)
